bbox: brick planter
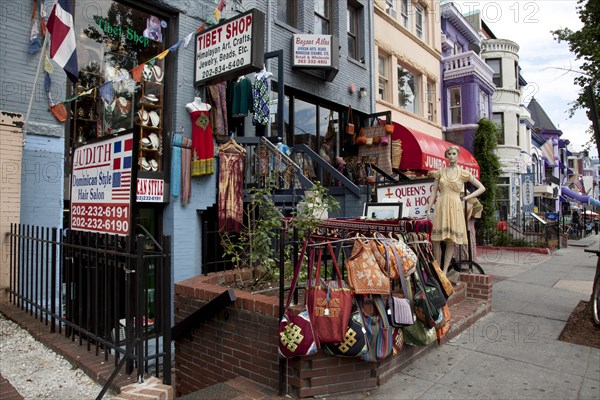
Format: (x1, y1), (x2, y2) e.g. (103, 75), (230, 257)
(174, 270), (492, 398)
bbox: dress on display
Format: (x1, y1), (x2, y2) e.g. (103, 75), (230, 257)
(189, 102), (215, 176)
(428, 168), (472, 245)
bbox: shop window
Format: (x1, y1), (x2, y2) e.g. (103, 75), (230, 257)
(449, 87), (461, 125)
(70, 1), (168, 173)
(314, 0), (331, 34)
(415, 4), (425, 41)
(347, 2), (361, 61)
(385, 0), (397, 18)
(397, 64), (418, 114)
(378, 54), (390, 102)
(487, 58), (502, 87)
(491, 112), (504, 145)
(278, 0), (298, 28)
(400, 0), (410, 28)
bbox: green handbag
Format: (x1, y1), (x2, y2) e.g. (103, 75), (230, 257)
(403, 319), (437, 346)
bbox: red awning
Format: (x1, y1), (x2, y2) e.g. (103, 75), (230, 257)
(392, 122), (480, 179)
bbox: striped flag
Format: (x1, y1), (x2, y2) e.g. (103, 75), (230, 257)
(575, 178), (585, 194)
(541, 139), (555, 165)
(111, 137), (133, 201)
(46, 0), (78, 83)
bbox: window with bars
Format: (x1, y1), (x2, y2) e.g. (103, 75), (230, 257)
(449, 87), (461, 125)
(378, 54), (389, 101)
(314, 0), (330, 34)
(277, 0), (298, 28)
(347, 3), (360, 61)
(398, 65), (418, 114)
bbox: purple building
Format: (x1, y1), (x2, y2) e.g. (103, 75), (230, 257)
(440, 2), (495, 153)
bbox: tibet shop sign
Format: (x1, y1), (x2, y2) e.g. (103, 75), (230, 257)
(292, 34), (339, 69)
(376, 180), (436, 218)
(70, 134), (133, 236)
(195, 9), (265, 86)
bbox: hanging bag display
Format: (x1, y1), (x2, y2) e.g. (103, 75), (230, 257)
(346, 105), (355, 135)
(322, 300), (369, 358)
(306, 242), (353, 344)
(411, 260), (443, 329)
(345, 236), (390, 295)
(384, 239), (415, 328)
(278, 239), (319, 358)
(358, 295), (393, 362)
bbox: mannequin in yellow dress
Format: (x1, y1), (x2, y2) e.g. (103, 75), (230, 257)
(425, 145), (485, 274)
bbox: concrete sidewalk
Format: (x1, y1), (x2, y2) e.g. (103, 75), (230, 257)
(362, 237), (600, 399)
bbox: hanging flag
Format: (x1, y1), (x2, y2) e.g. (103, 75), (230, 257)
(99, 82), (114, 104)
(541, 139), (555, 165)
(28, 17), (41, 54)
(131, 63), (145, 82)
(156, 49), (169, 60)
(43, 51), (54, 73)
(576, 178), (585, 194)
(46, 0), (78, 83)
(44, 72), (51, 93)
(168, 39), (183, 52)
(183, 31), (195, 48)
(40, 0), (47, 36)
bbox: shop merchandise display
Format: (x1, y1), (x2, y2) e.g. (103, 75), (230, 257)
(138, 59), (165, 172)
(278, 219), (453, 363)
(252, 67), (272, 126)
(186, 97), (215, 176)
(217, 139), (246, 232)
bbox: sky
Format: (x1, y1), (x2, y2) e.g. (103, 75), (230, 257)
(452, 0), (590, 152)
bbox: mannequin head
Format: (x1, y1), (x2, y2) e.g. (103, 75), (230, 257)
(444, 145), (461, 158)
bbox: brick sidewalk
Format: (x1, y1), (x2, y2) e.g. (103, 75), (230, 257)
(0, 373), (23, 400)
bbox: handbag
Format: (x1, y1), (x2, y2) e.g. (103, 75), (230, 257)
(380, 135), (389, 145)
(355, 128), (367, 145)
(279, 239), (319, 358)
(419, 244), (454, 298)
(411, 262), (443, 329)
(346, 105), (355, 135)
(306, 243), (353, 344)
(403, 318), (437, 346)
(346, 236), (390, 295)
(358, 295), (393, 362)
(389, 233), (418, 275)
(322, 306), (369, 357)
(435, 304), (451, 344)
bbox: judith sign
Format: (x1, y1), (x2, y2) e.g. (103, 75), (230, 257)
(70, 134), (133, 235)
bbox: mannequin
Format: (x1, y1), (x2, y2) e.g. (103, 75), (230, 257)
(186, 97), (214, 176)
(425, 145), (485, 274)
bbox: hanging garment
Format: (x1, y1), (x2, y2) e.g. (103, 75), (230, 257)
(428, 168), (472, 245)
(171, 134), (183, 198)
(218, 141), (246, 232)
(181, 137), (193, 204)
(189, 104), (215, 176)
(231, 77), (253, 117)
(207, 82), (229, 143)
(252, 74), (270, 126)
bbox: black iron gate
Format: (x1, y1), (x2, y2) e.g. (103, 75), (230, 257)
(7, 223), (171, 392)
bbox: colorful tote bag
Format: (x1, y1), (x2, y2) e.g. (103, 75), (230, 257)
(346, 236), (390, 295)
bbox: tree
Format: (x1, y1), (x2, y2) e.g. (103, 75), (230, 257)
(552, 0), (600, 147)
(473, 118), (502, 243)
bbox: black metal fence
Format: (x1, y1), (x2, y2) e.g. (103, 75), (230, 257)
(7, 223), (172, 390)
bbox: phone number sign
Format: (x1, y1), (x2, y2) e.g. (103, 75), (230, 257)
(194, 9), (265, 86)
(70, 134), (133, 235)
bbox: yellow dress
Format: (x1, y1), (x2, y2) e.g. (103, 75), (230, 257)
(428, 168), (472, 245)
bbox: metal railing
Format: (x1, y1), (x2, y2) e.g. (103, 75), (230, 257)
(7, 224), (172, 395)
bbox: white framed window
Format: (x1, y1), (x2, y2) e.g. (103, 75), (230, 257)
(479, 91), (488, 119)
(427, 82), (435, 121)
(314, 0), (331, 34)
(378, 54), (389, 101)
(385, 0), (397, 18)
(347, 2), (360, 61)
(449, 87), (461, 125)
(491, 112), (504, 144)
(400, 0), (410, 28)
(415, 4), (425, 40)
(398, 64), (418, 114)
(277, 0), (298, 28)
(486, 58), (502, 87)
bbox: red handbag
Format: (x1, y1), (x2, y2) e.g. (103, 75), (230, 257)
(279, 239), (319, 358)
(306, 242), (353, 344)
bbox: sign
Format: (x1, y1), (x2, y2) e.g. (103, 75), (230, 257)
(421, 155), (480, 179)
(194, 9), (265, 86)
(292, 34), (338, 68)
(376, 180), (436, 218)
(136, 178), (165, 202)
(545, 212), (558, 222)
(70, 134), (133, 235)
(521, 173), (534, 214)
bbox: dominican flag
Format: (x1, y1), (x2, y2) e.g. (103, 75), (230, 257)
(111, 137), (133, 201)
(46, 0), (78, 83)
